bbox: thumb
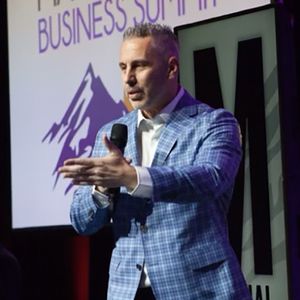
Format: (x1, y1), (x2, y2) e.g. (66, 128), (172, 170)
(102, 134), (122, 156)
(124, 157), (132, 164)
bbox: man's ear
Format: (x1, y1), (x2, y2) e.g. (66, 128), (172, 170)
(167, 56), (179, 79)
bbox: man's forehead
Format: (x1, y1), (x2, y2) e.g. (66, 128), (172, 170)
(119, 37), (155, 59)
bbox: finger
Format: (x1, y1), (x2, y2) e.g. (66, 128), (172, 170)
(61, 171), (85, 179)
(64, 173), (98, 184)
(72, 178), (105, 186)
(63, 157), (96, 166)
(59, 165), (91, 177)
(59, 165), (82, 173)
(72, 180), (91, 186)
(63, 158), (81, 166)
(59, 165), (79, 174)
(124, 157), (132, 164)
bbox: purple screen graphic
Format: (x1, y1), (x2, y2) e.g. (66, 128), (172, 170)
(42, 63), (126, 194)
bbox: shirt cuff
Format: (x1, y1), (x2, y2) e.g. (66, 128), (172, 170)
(128, 166), (153, 198)
(91, 185), (111, 208)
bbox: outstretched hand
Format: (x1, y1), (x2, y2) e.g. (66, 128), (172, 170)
(58, 134), (137, 190)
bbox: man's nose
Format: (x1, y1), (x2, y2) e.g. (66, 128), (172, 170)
(125, 71), (137, 87)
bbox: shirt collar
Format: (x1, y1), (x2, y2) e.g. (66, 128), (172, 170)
(137, 87), (184, 127)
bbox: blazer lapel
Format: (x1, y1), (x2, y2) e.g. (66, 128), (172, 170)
(124, 111), (141, 166)
(151, 92), (199, 166)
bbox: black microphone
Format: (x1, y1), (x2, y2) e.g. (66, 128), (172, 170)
(109, 124), (128, 208)
(110, 123), (128, 154)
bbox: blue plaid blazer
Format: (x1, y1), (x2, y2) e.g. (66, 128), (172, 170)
(70, 90), (251, 300)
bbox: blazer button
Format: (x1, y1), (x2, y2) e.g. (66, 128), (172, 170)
(136, 264), (142, 271)
(140, 224), (148, 233)
(88, 210), (95, 222)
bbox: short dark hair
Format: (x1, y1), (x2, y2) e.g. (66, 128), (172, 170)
(123, 23), (179, 59)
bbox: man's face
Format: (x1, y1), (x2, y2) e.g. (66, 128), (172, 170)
(119, 36), (172, 118)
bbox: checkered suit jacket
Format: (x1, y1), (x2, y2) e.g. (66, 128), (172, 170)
(70, 90), (251, 300)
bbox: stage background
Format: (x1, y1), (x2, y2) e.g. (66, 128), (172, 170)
(7, 0), (272, 229)
(1, 1), (300, 300)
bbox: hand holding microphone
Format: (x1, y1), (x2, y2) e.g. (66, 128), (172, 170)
(101, 123), (128, 197)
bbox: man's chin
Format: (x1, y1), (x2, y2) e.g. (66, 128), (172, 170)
(129, 99), (145, 110)
(129, 94), (144, 101)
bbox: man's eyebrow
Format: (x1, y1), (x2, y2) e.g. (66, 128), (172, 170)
(119, 59), (149, 67)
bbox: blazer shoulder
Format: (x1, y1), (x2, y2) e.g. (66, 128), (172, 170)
(177, 99), (238, 129)
(176, 92), (226, 116)
(194, 105), (239, 130)
(197, 104), (235, 117)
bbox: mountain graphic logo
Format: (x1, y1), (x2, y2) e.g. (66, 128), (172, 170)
(42, 63), (127, 194)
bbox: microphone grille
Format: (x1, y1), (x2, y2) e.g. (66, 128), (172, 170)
(110, 123), (128, 150)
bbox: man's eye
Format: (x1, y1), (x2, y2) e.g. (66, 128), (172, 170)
(135, 63), (147, 69)
(119, 63), (126, 70)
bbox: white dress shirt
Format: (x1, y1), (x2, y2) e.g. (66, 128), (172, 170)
(130, 87), (184, 199)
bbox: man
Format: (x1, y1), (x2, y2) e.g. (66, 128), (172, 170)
(59, 23), (251, 300)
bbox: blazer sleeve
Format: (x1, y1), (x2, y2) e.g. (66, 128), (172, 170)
(148, 109), (242, 204)
(69, 126), (112, 235)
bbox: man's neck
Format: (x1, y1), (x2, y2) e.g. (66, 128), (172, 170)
(141, 86), (181, 119)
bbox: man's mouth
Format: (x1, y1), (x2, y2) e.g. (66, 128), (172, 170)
(128, 88), (140, 94)
(128, 89), (143, 100)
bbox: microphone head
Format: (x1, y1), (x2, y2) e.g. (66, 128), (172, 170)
(110, 123), (128, 151)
